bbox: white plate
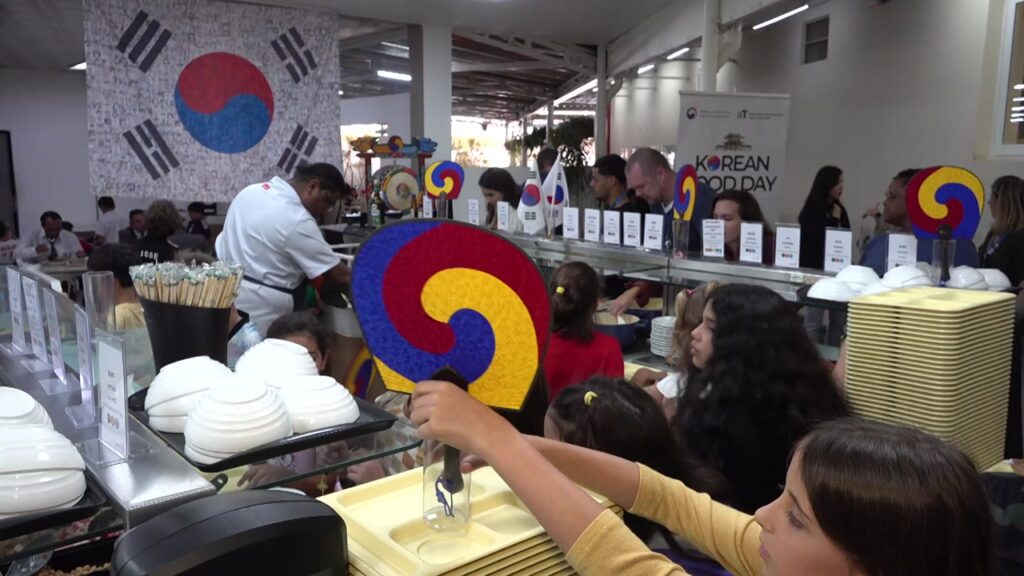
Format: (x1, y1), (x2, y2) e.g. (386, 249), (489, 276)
(0, 388), (52, 429)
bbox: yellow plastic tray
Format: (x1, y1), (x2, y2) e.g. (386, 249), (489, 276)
(320, 466), (616, 576)
(845, 365), (1011, 397)
(851, 287), (1014, 311)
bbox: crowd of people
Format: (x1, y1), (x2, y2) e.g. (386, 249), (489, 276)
(6, 151), (1021, 575)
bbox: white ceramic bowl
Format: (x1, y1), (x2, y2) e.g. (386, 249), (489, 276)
(235, 339), (319, 389)
(915, 262), (932, 276)
(859, 281), (894, 296)
(184, 378), (292, 464)
(948, 266), (988, 290)
(882, 265), (931, 288)
(979, 268), (1012, 291)
(0, 426), (85, 518)
(278, 376), (360, 433)
(145, 356), (232, 433)
(835, 266), (880, 291)
(0, 388), (53, 429)
(808, 278), (857, 302)
(593, 312), (640, 326)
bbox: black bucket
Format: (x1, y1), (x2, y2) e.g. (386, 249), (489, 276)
(140, 298), (231, 372)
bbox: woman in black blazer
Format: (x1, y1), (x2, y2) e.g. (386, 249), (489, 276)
(980, 176), (1024, 460)
(798, 166), (850, 269)
(980, 175), (1024, 286)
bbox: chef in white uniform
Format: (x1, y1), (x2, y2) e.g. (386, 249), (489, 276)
(216, 163), (351, 335)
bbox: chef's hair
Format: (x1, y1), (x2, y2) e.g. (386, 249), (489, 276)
(98, 196), (115, 210)
(625, 148), (671, 177)
(292, 163), (347, 195)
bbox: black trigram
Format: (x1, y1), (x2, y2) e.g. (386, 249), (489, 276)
(116, 11), (171, 73)
(277, 125), (318, 174)
(123, 120), (179, 180)
(271, 28), (317, 83)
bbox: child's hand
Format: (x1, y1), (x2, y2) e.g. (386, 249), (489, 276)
(410, 381), (514, 457)
(237, 464), (294, 488)
(629, 368), (666, 387)
(346, 458), (386, 485)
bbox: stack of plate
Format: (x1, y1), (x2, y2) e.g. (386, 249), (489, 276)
(650, 316), (676, 359)
(845, 286), (1015, 469)
(319, 467), (621, 576)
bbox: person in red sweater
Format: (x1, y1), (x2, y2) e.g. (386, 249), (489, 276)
(543, 262), (624, 400)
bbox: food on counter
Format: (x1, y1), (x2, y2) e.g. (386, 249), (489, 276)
(277, 376), (360, 433)
(0, 387), (53, 429)
(0, 426), (86, 519)
(184, 378), (292, 465)
(145, 356), (232, 433)
(234, 338), (319, 388)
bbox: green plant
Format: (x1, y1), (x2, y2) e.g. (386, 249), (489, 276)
(506, 117), (594, 203)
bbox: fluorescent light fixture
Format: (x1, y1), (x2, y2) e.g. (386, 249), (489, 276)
(638, 64), (655, 74)
(666, 47), (690, 60)
(1012, 106), (1024, 111)
(554, 110), (595, 116)
(554, 79), (598, 106)
(69, 62), (86, 70)
(1015, 84), (1024, 90)
(592, 87), (598, 92)
(381, 42), (409, 51)
(1012, 118), (1024, 123)
(752, 4), (809, 30)
(377, 70), (412, 82)
(337, 90), (344, 96)
(1015, 97), (1024, 102)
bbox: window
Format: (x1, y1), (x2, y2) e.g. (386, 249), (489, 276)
(994, 0), (1024, 154)
(803, 17), (829, 64)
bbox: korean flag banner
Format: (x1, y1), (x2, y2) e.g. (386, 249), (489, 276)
(84, 0), (343, 202)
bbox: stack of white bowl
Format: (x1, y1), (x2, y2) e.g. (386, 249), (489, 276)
(184, 377), (293, 465)
(0, 426), (86, 519)
(277, 376), (361, 433)
(948, 266), (989, 290)
(145, 356), (234, 433)
(235, 339), (319, 389)
(979, 268), (1012, 291)
(808, 266), (881, 302)
(0, 388), (53, 429)
(650, 316), (676, 359)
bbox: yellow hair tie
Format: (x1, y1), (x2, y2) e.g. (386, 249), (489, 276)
(584, 391), (598, 406)
(555, 286), (566, 295)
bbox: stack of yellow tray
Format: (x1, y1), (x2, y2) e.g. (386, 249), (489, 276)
(846, 286), (1015, 469)
(318, 467), (622, 576)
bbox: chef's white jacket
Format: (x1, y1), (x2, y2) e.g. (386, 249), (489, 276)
(216, 177), (341, 335)
(95, 211), (126, 244)
(16, 229), (82, 263)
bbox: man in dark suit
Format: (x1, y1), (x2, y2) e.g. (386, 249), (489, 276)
(118, 209), (147, 244)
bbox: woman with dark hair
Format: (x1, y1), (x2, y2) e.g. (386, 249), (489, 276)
(411, 391), (991, 575)
(479, 168), (521, 229)
(711, 190), (773, 263)
(678, 283), (848, 512)
(980, 175), (1024, 285)
(543, 262), (623, 400)
(798, 166), (849, 270)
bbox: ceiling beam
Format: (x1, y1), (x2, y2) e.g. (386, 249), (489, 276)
(338, 27), (406, 52)
(452, 60), (568, 73)
(460, 33), (595, 74)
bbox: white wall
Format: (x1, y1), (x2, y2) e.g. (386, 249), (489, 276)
(340, 93), (411, 139)
(610, 0), (1024, 245)
(0, 69), (95, 235)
